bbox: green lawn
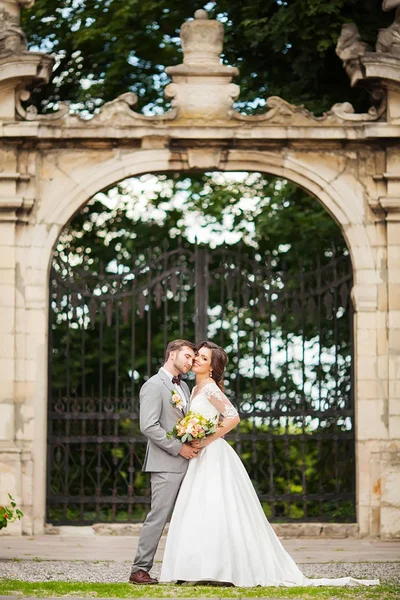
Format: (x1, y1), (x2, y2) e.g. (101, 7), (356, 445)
(0, 580), (399, 599)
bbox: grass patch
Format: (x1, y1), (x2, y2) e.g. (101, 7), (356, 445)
(0, 580), (398, 599)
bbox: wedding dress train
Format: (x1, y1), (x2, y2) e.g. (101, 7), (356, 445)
(160, 383), (378, 588)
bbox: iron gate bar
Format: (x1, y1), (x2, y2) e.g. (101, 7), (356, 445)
(194, 244), (208, 343)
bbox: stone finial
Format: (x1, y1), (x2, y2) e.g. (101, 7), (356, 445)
(165, 11), (239, 122)
(194, 9), (208, 19)
(180, 10), (224, 66)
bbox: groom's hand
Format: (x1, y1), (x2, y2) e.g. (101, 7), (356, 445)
(179, 443), (199, 459)
(191, 439), (207, 449)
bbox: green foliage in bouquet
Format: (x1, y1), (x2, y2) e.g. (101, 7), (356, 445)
(0, 494), (23, 530)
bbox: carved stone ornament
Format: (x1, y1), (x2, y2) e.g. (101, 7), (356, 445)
(15, 88), (69, 121)
(0, 0), (54, 120)
(382, 0), (400, 12)
(231, 93), (387, 125)
(58, 92), (178, 127)
(0, 6), (27, 55)
(1, 5), (398, 126)
(335, 23), (371, 86)
(376, 7), (400, 57)
(330, 89), (387, 121)
(336, 23), (371, 62)
(25, 9), (240, 126)
(164, 9), (240, 122)
(335, 7), (400, 118)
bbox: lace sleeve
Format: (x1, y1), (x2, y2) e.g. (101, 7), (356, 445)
(203, 383), (239, 419)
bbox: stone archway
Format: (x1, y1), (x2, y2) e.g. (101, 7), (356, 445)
(0, 1), (399, 538)
(35, 149), (374, 271)
(22, 148), (379, 536)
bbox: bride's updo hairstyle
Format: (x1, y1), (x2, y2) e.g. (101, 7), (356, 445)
(198, 341), (228, 391)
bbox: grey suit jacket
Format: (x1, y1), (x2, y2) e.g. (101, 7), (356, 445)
(140, 368), (191, 473)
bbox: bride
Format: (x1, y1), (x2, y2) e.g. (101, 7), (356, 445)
(160, 341), (378, 588)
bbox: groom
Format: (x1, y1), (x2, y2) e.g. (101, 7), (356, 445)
(129, 339), (197, 584)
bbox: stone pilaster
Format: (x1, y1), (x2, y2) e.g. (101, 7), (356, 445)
(0, 215), (22, 534)
(361, 146), (400, 539)
(0, 142), (37, 534)
(352, 273), (388, 537)
(382, 148), (400, 538)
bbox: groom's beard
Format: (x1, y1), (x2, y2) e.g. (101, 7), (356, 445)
(173, 361), (191, 375)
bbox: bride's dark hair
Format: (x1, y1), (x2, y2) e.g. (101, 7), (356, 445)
(198, 341), (228, 391)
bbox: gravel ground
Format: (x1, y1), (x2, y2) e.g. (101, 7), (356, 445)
(0, 560), (399, 585)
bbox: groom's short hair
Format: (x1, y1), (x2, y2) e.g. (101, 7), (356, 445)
(165, 339), (196, 362)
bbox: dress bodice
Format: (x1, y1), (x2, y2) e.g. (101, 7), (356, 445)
(189, 388), (220, 421)
(188, 382), (238, 421)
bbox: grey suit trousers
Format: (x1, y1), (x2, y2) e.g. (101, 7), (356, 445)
(131, 471), (186, 574)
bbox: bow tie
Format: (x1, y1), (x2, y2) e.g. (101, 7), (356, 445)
(172, 375), (181, 385)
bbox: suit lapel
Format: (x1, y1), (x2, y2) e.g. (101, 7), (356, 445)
(158, 368), (185, 415)
(158, 368), (175, 394)
(181, 381), (191, 415)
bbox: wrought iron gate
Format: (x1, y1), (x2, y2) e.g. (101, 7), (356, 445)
(47, 242), (355, 524)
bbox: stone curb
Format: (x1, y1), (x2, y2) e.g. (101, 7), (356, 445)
(44, 522), (360, 539)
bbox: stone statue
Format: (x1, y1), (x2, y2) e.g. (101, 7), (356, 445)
(0, 6), (27, 55)
(336, 23), (370, 63)
(376, 7), (400, 56)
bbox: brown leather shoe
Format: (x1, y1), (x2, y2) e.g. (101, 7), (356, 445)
(129, 570), (158, 585)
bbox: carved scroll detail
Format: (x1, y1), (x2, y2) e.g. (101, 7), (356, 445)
(231, 94), (386, 125)
(330, 90), (387, 122)
(15, 88), (69, 121)
(89, 92), (177, 124)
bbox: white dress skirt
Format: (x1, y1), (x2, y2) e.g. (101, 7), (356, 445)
(160, 383), (378, 588)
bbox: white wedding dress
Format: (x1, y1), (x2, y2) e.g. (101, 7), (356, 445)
(160, 383), (378, 588)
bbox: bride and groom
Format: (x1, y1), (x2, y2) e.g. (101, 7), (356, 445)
(129, 338), (378, 588)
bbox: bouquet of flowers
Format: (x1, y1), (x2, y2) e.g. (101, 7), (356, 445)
(167, 411), (217, 443)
